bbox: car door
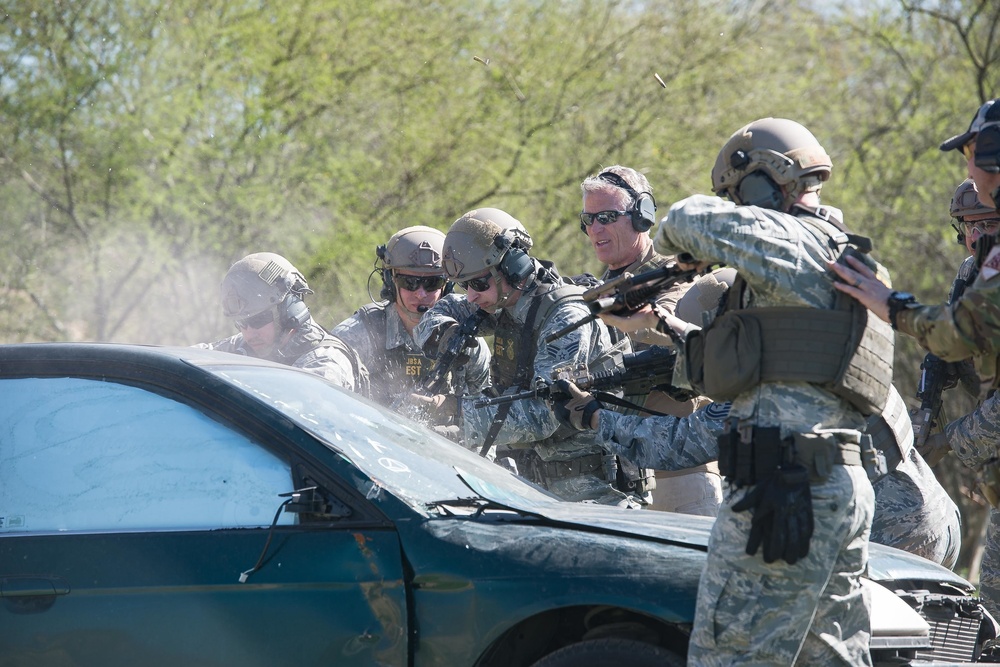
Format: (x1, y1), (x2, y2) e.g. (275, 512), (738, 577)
(0, 375), (407, 667)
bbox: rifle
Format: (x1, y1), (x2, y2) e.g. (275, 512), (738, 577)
(911, 353), (959, 449)
(473, 346), (694, 410)
(392, 308), (488, 411)
(543, 261), (698, 343)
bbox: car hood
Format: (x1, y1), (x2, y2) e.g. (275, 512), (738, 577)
(459, 470), (975, 591)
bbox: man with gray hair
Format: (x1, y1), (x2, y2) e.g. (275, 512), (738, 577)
(578, 165), (722, 516)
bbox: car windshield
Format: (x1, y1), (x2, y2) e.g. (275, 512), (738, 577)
(206, 364), (555, 513)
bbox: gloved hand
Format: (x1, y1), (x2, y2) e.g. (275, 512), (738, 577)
(408, 392), (459, 419)
(433, 323), (477, 365)
(551, 379), (601, 431)
(731, 463), (814, 565)
(917, 431), (952, 467)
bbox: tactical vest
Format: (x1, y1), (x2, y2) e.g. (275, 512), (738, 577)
(685, 211), (894, 415)
(352, 303), (432, 404)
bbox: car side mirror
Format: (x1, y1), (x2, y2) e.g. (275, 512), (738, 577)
(280, 486), (351, 519)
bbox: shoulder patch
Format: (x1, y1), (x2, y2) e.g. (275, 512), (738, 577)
(703, 401), (731, 421)
(981, 246), (1000, 281)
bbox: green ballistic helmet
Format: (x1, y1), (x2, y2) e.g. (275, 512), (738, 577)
(442, 208), (533, 281)
(380, 226), (446, 275)
(711, 118), (832, 212)
(221, 252), (310, 319)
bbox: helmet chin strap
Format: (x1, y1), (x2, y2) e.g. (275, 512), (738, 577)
(491, 267), (522, 310)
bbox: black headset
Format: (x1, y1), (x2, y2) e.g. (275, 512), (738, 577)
(596, 171), (657, 232)
(494, 233), (535, 286)
(278, 293), (310, 330)
(974, 103), (1000, 174)
(728, 149), (785, 210)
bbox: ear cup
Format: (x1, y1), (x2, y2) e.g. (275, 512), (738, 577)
(280, 295), (310, 329)
(498, 247), (534, 286)
(631, 192), (657, 232)
(736, 171), (784, 209)
(975, 124), (1000, 174)
(380, 269), (396, 302)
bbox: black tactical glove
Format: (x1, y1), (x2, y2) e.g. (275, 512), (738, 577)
(432, 323), (477, 364)
(551, 379), (601, 431)
(731, 463), (814, 565)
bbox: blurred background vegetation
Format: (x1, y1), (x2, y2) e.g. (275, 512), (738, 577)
(1, 0), (998, 574)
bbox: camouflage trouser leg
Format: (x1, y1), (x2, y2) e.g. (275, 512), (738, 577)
(687, 465), (875, 667)
(979, 507), (1000, 620)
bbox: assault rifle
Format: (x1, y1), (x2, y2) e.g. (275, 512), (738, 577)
(473, 346), (694, 411)
(911, 353), (958, 449)
(393, 308), (488, 412)
(543, 261), (698, 343)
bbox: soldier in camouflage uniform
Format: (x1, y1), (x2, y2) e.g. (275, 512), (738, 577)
(197, 252), (365, 392)
(331, 226), (489, 422)
(648, 118), (892, 666)
(579, 165), (722, 516)
(835, 101), (1000, 615)
(413, 207), (638, 506)
(563, 276), (962, 568)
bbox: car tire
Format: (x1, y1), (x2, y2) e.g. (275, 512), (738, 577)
(530, 638), (684, 667)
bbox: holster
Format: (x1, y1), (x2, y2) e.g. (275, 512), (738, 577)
(615, 456), (656, 494)
(718, 425), (862, 487)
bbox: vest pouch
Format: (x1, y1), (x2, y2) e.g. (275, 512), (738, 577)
(701, 311), (763, 401)
(790, 432), (837, 482)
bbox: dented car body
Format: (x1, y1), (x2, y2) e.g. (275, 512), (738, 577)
(0, 343), (995, 666)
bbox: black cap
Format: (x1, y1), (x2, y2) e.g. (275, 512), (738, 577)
(941, 99), (1000, 152)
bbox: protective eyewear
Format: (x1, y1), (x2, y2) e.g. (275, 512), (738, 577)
(235, 308), (275, 330)
(579, 210), (628, 227)
(394, 274), (447, 292)
(458, 274), (492, 293)
(963, 217), (1000, 234)
(963, 141), (977, 161)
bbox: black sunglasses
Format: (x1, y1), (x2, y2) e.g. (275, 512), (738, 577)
(235, 308), (275, 330)
(458, 274), (492, 292)
(394, 274), (447, 292)
(579, 210), (628, 227)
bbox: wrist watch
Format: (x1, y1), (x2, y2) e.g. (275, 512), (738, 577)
(886, 291), (918, 330)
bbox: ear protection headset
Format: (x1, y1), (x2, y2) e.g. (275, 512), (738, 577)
(376, 244), (396, 302)
(975, 104), (1000, 174)
(596, 171), (657, 232)
(493, 232), (535, 287)
(727, 150), (786, 210)
(278, 294), (310, 330)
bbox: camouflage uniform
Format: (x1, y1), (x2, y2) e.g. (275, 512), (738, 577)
(595, 386), (960, 567)
(330, 293), (490, 409)
(603, 245), (723, 517)
(414, 263), (637, 506)
(197, 317), (361, 391)
(655, 194), (876, 666)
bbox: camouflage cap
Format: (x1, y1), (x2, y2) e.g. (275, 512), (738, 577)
(940, 99), (1000, 152)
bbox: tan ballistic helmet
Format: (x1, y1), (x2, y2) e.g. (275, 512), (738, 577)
(950, 179), (994, 220)
(221, 252), (310, 319)
(711, 118), (832, 212)
(381, 226), (446, 275)
(675, 267), (737, 325)
(442, 208), (533, 280)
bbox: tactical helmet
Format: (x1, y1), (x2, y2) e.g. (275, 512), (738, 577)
(950, 179), (993, 220)
(442, 208), (533, 281)
(380, 226), (446, 275)
(711, 118), (832, 212)
(221, 252), (310, 320)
